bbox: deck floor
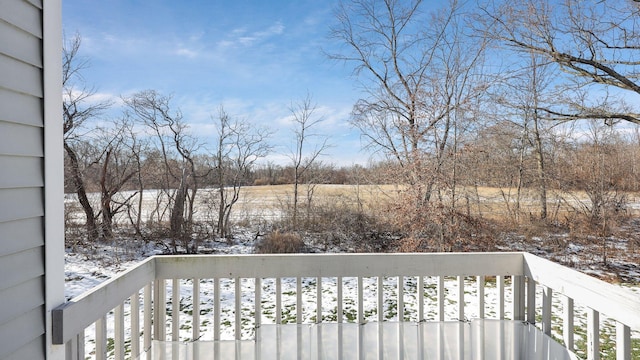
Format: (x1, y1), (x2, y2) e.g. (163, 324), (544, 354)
(147, 320), (576, 360)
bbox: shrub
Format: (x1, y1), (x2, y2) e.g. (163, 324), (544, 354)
(255, 231), (305, 254)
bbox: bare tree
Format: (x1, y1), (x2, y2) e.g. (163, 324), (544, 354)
(287, 94), (329, 230)
(63, 33), (112, 241)
(124, 90), (202, 253)
(330, 0), (488, 246)
(211, 106), (272, 239)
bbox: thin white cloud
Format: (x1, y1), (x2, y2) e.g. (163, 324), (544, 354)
(217, 21), (285, 49)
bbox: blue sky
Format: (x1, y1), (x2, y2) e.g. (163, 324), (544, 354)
(63, 0), (367, 166)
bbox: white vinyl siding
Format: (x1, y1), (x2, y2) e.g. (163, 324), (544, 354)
(0, 0), (47, 358)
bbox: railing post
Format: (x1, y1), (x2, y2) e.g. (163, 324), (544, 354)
(526, 278), (536, 324)
(114, 303), (125, 360)
(542, 287), (552, 336)
(437, 276), (445, 322)
(193, 278), (200, 341)
(95, 315), (107, 360)
(477, 276), (485, 319)
(457, 276), (465, 321)
(512, 276), (525, 321)
(64, 330), (84, 360)
(563, 295), (574, 352)
(172, 278), (180, 342)
(417, 276), (424, 322)
(616, 322), (631, 360)
(587, 308), (600, 360)
(143, 284), (152, 360)
(131, 291), (140, 358)
(153, 279), (166, 342)
(497, 275), (505, 320)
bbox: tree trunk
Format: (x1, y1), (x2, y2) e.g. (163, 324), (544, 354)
(64, 141), (99, 241)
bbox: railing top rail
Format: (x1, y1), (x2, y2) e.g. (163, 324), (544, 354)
(153, 252), (526, 279)
(52, 256), (155, 344)
(523, 253), (640, 330)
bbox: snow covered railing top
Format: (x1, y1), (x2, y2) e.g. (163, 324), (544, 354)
(52, 252), (640, 359)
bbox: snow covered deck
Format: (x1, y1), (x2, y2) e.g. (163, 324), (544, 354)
(52, 253), (640, 360)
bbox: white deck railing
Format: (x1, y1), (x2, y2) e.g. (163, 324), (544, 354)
(52, 252), (640, 360)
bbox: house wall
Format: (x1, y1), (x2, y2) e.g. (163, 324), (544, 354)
(0, 0), (64, 359)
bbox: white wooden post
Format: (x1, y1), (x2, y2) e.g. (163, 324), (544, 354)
(213, 278), (220, 340)
(236, 277), (242, 340)
(563, 295), (574, 352)
(337, 276), (343, 323)
(587, 308), (600, 360)
(437, 276), (445, 322)
(131, 291), (140, 357)
(171, 278), (180, 342)
(192, 278), (200, 341)
(255, 277), (262, 329)
(153, 279), (166, 342)
(418, 276), (424, 322)
(542, 287), (552, 336)
(316, 277), (322, 323)
(143, 284), (152, 357)
(512, 276), (525, 321)
(114, 303), (124, 360)
(457, 276), (464, 321)
(95, 316), (107, 360)
(526, 278), (536, 324)
(477, 276), (485, 319)
(398, 276), (405, 322)
(616, 322), (631, 360)
(377, 276), (384, 322)
(497, 275), (505, 320)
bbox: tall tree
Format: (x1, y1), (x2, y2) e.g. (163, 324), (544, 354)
(330, 0), (488, 245)
(212, 106), (272, 239)
(125, 90), (201, 253)
(287, 94), (329, 230)
(63, 34), (111, 241)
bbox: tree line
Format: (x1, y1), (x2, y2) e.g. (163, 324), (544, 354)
(64, 0), (640, 252)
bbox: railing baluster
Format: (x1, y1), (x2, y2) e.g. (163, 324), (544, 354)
(296, 276), (302, 324)
(65, 330), (84, 360)
(457, 276), (464, 321)
(114, 303), (124, 360)
(95, 315), (107, 360)
(337, 276), (343, 323)
(616, 321), (631, 360)
(398, 275), (404, 322)
(143, 284), (152, 359)
(236, 277), (241, 340)
(477, 275), (485, 319)
(255, 277), (262, 329)
(588, 308), (600, 360)
(193, 278), (200, 341)
(512, 276), (525, 321)
(378, 276), (384, 323)
(418, 276), (424, 322)
(497, 275), (504, 320)
(131, 290), (140, 358)
(276, 277), (282, 325)
(172, 278), (180, 342)
(563, 295), (574, 352)
(153, 279), (166, 342)
(437, 276), (445, 321)
(214, 278), (220, 340)
(316, 276), (322, 323)
(527, 278), (536, 324)
(542, 286), (552, 336)
(358, 276), (364, 324)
